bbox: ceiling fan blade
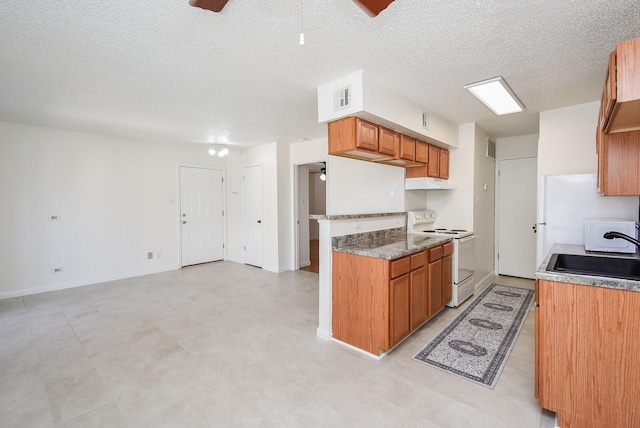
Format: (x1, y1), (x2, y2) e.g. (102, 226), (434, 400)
(191, 0), (229, 13)
(352, 0), (395, 17)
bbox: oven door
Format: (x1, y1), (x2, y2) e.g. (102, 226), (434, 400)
(454, 235), (476, 285)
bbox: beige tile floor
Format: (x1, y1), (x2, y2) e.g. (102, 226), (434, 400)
(0, 262), (556, 427)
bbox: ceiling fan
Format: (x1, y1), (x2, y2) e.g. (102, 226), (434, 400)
(190, 0), (395, 17)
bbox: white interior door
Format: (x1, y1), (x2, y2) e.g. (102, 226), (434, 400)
(243, 165), (263, 268)
(180, 167), (224, 267)
(497, 157), (538, 279)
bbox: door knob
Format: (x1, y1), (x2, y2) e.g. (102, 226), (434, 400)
(182, 221), (187, 224)
(257, 220), (262, 223)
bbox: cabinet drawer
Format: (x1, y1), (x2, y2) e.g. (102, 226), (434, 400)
(390, 256), (411, 279)
(428, 245), (443, 262)
(442, 241), (453, 257)
(410, 251), (427, 270)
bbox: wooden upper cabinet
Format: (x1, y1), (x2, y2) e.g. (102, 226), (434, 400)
(378, 126), (400, 157)
(603, 37), (640, 134)
(439, 149), (450, 179)
(599, 131), (640, 195)
(380, 134), (423, 167)
(328, 115), (452, 178)
(596, 37), (640, 195)
(328, 116), (394, 161)
(399, 135), (416, 161)
(415, 140), (428, 163)
(356, 119), (379, 151)
(427, 145), (441, 177)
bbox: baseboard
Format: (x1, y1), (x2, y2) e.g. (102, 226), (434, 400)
(299, 260), (311, 268)
(0, 265), (180, 300)
(474, 271), (496, 293)
(316, 327), (331, 341)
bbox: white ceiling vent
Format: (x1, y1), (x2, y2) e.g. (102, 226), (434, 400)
(421, 111), (430, 130)
(334, 85), (351, 111)
(487, 137), (496, 160)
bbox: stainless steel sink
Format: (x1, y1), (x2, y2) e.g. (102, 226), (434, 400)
(546, 253), (640, 280)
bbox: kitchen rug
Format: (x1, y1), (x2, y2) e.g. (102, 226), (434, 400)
(413, 283), (534, 389)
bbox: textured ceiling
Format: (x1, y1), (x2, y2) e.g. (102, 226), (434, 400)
(0, 0), (639, 150)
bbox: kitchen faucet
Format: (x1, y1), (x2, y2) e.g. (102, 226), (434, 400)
(602, 231), (640, 248)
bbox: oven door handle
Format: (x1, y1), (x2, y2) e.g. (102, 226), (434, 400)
(458, 235), (477, 243)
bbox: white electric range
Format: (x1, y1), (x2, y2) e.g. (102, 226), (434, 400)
(407, 210), (477, 307)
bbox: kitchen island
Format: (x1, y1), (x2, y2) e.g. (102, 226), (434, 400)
(331, 228), (452, 358)
(534, 244), (640, 428)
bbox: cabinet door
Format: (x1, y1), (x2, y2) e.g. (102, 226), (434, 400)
(356, 118), (379, 152)
(389, 274), (411, 347)
(410, 266), (427, 331)
(427, 258), (443, 316)
(442, 254), (452, 305)
(439, 149), (450, 179)
(600, 131), (640, 195)
(379, 126), (399, 157)
(427, 145), (440, 177)
(415, 141), (428, 164)
(399, 135), (416, 161)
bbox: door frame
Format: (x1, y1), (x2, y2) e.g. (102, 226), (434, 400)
(494, 155), (537, 277)
(177, 164), (226, 267)
(292, 159), (326, 271)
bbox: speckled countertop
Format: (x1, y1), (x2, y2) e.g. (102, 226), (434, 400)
(331, 227), (452, 260)
(310, 212), (405, 221)
(536, 244), (640, 293)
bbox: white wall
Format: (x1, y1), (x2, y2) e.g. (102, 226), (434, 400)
(472, 124), (496, 285)
(327, 155), (405, 215)
(276, 142), (292, 272)
(496, 133), (538, 158)
(227, 143), (283, 273)
(317, 71), (459, 148)
(290, 137), (328, 269)
(428, 123), (495, 287)
(538, 101), (599, 175)
(0, 121), (226, 298)
(427, 124), (475, 230)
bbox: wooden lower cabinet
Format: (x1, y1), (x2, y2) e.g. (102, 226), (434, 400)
(332, 244), (450, 356)
(427, 257), (443, 316)
(535, 279), (640, 427)
(442, 253), (452, 305)
(389, 274), (410, 346)
(409, 252), (428, 331)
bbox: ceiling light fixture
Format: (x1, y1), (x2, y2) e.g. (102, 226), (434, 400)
(208, 144), (229, 157)
(464, 76), (524, 115)
(299, 0), (305, 46)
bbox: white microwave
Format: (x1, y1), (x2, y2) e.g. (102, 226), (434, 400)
(584, 219), (638, 253)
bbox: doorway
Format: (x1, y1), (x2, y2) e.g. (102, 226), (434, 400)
(179, 166), (224, 267)
(295, 162), (326, 273)
(496, 156), (538, 278)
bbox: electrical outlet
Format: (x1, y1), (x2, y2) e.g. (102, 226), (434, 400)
(147, 252), (153, 259)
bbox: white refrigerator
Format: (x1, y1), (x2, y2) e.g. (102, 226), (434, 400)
(536, 173), (639, 266)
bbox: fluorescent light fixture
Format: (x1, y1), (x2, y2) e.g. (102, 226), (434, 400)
(464, 76), (524, 115)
